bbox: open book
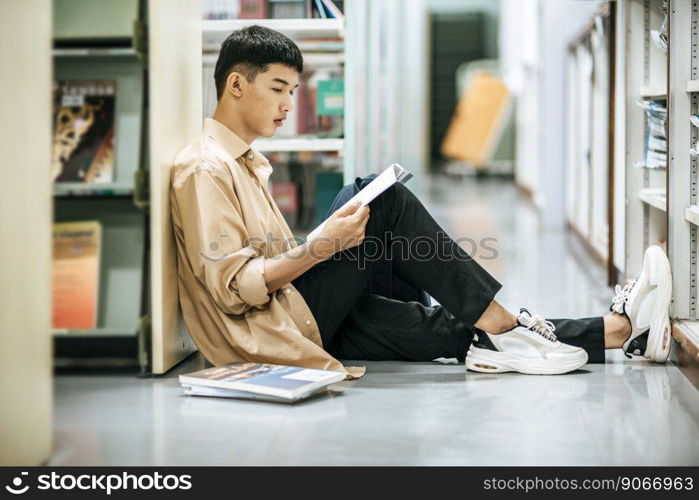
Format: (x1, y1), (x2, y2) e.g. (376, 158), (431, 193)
(306, 163), (413, 241)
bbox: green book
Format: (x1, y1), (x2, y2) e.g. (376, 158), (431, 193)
(316, 80), (344, 116)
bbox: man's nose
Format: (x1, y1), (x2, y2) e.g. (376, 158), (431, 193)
(282, 94), (293, 113)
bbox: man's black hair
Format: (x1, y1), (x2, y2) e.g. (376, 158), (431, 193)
(214, 25), (304, 100)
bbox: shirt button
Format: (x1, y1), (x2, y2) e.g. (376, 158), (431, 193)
(284, 288), (292, 294)
(305, 319), (311, 326)
(246, 151), (254, 160)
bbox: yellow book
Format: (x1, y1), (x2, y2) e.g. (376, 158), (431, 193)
(441, 71), (510, 168)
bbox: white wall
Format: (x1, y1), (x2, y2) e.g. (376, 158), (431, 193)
(501, 0), (604, 228)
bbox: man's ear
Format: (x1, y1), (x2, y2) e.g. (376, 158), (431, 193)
(226, 72), (244, 98)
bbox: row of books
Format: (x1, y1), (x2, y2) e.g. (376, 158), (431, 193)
(203, 0), (343, 20)
(270, 158), (343, 229)
(201, 62), (344, 138)
(50, 169), (342, 330)
(53, 72), (345, 187)
(637, 98), (667, 170)
(275, 72), (344, 139)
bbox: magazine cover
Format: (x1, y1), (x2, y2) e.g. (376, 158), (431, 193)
(52, 221), (101, 330)
(52, 80), (116, 184)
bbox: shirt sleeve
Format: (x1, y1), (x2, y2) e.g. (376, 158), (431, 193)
(172, 166), (271, 316)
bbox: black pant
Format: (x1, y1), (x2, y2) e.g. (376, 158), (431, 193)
(292, 178), (606, 363)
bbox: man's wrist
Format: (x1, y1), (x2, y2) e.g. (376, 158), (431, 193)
(305, 238), (334, 262)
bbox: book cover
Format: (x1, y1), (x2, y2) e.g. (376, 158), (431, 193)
(269, 0), (307, 19)
(179, 362), (345, 400)
(320, 0), (343, 18)
(316, 80), (344, 116)
(52, 221), (101, 330)
(238, 0), (268, 19)
(271, 182), (299, 226)
(52, 80), (116, 184)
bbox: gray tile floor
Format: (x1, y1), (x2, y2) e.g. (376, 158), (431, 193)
(50, 174), (699, 466)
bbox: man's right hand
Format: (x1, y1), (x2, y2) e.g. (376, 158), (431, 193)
(315, 201), (371, 258)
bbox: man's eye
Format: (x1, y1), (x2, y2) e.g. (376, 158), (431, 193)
(273, 88), (282, 93)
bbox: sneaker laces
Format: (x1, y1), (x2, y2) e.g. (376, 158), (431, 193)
(611, 278), (638, 314)
(525, 314), (558, 343)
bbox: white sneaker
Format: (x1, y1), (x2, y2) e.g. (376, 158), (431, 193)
(465, 309), (589, 375)
(610, 245), (672, 363)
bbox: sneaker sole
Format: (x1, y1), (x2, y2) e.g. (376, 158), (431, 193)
(465, 346), (589, 375)
(645, 246), (672, 363)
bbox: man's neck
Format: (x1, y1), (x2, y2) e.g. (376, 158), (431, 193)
(212, 105), (257, 145)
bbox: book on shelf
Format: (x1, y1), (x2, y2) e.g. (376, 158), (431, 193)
(271, 181), (299, 226)
(52, 80), (116, 184)
(269, 0), (308, 19)
(636, 98), (667, 169)
(238, 0), (267, 19)
(647, 135), (667, 153)
(321, 0), (343, 18)
(315, 170), (344, 225)
(203, 0), (242, 19)
(179, 362), (345, 403)
(202, 0), (342, 20)
(644, 150), (667, 169)
(316, 79), (344, 115)
(52, 221), (101, 330)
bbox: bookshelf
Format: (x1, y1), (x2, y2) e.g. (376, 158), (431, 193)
(51, 0), (202, 374)
(564, 4), (614, 271)
(618, 0), (668, 280)
(565, 0), (698, 379)
(667, 0), (699, 365)
(201, 3), (349, 232)
(202, 18), (345, 49)
(52, 0), (145, 366)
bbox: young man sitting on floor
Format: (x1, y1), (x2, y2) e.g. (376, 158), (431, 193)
(170, 26), (673, 378)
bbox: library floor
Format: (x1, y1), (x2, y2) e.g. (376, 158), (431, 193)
(50, 174), (699, 466)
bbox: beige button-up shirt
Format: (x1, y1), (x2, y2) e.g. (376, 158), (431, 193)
(170, 118), (364, 379)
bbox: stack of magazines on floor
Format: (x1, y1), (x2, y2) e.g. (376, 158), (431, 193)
(179, 362), (346, 403)
(637, 99), (667, 170)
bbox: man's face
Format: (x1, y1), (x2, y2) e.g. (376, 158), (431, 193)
(239, 63), (299, 138)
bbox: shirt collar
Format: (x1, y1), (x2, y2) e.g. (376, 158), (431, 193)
(203, 117), (252, 160)
(203, 117), (273, 183)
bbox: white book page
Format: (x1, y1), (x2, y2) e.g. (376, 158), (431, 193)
(305, 163), (411, 242)
(282, 369), (341, 382)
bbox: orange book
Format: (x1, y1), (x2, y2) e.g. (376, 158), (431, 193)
(52, 221), (101, 330)
(441, 71), (510, 168)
